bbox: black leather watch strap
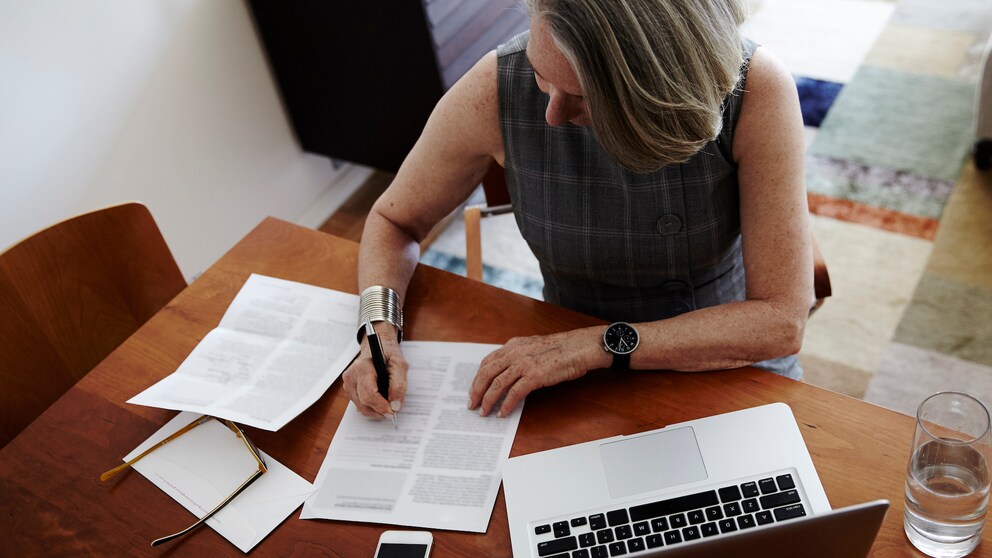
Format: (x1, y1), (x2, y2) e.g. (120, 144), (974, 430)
(611, 351), (630, 370)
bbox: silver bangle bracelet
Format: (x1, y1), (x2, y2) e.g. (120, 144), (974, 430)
(357, 285), (404, 343)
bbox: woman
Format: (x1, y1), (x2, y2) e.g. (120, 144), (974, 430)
(343, 0), (811, 421)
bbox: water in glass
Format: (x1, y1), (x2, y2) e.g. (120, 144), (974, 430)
(905, 441), (990, 557)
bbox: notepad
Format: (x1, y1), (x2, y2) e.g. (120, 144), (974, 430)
(125, 411), (315, 552)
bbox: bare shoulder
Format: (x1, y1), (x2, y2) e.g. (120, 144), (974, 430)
(431, 50), (503, 163)
(743, 47), (797, 99)
(733, 46), (803, 161)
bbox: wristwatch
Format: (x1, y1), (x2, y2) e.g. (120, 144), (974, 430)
(603, 322), (639, 370)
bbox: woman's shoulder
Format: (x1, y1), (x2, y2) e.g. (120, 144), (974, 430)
(743, 47), (796, 99)
(433, 50), (503, 162)
(732, 46), (803, 162)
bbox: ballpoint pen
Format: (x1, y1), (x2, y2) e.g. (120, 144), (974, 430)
(365, 318), (397, 429)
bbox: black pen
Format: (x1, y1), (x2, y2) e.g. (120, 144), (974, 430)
(364, 318), (397, 428)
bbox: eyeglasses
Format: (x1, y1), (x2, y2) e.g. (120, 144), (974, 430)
(101, 415), (268, 546)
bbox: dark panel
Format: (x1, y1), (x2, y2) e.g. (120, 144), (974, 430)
(247, 1), (445, 171)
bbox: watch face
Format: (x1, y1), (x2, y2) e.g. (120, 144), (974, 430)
(604, 322), (639, 355)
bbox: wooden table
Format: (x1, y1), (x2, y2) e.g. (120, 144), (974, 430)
(0, 217), (978, 556)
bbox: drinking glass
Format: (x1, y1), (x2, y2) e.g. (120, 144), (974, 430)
(904, 392), (992, 557)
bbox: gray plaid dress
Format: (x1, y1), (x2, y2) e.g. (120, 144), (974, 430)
(496, 32), (801, 379)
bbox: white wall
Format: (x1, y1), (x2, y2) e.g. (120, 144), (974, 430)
(0, 0), (370, 279)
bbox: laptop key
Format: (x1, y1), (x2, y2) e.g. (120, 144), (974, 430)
(701, 522), (719, 537)
(776, 473), (796, 490)
(774, 504), (806, 522)
(572, 517), (588, 528)
(669, 513), (687, 528)
(705, 506), (723, 521)
(646, 534), (664, 548)
(590, 514), (607, 530)
(554, 521), (571, 538)
(629, 490), (719, 521)
(682, 526), (701, 541)
(741, 481), (760, 498)
(597, 528), (615, 544)
(737, 514), (757, 529)
(663, 530), (683, 545)
(633, 521), (650, 537)
(758, 478), (777, 494)
(718, 518), (737, 534)
(536, 524), (552, 535)
(627, 537), (646, 552)
(572, 550), (590, 558)
(760, 489), (801, 510)
(607, 509), (630, 527)
(591, 545), (608, 558)
(614, 525), (633, 540)
(650, 517), (668, 532)
(579, 533), (596, 548)
(608, 541), (627, 556)
(723, 502), (742, 517)
(756, 511), (774, 525)
(538, 536), (578, 557)
(687, 509), (705, 525)
(742, 498), (760, 513)
(718, 485), (742, 502)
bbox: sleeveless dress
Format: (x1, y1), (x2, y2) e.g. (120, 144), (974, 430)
(496, 32), (802, 379)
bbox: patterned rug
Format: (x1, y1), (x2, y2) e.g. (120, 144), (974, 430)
(787, 0), (990, 239)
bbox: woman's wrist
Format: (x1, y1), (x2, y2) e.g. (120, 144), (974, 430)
(580, 326), (614, 371)
(357, 285), (404, 343)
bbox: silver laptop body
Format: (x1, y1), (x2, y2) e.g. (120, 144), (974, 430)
(503, 403), (887, 557)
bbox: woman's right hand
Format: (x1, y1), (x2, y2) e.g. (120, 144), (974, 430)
(341, 325), (408, 419)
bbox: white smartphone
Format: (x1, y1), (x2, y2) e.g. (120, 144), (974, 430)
(373, 530), (433, 558)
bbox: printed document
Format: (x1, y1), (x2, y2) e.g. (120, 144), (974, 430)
(129, 274), (360, 431)
(125, 411), (315, 552)
(302, 341), (520, 533)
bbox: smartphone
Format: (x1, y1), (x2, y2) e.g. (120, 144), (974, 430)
(373, 530), (433, 558)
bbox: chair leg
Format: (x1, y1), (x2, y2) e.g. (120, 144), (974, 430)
(465, 206), (484, 281)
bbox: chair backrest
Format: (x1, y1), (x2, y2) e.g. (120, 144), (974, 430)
(0, 203), (186, 448)
(469, 163), (831, 311)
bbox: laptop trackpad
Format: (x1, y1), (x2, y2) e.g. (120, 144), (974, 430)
(600, 427), (707, 499)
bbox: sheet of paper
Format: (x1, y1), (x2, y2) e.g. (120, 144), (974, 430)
(129, 274), (360, 430)
(125, 411), (315, 553)
(301, 341), (519, 533)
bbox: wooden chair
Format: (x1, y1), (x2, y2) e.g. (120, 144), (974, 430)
(0, 203), (186, 448)
(465, 163), (831, 313)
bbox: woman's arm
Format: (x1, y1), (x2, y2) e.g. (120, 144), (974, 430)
(469, 47), (812, 417)
(343, 51), (504, 418)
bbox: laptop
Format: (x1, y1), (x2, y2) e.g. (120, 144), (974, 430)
(502, 403), (888, 557)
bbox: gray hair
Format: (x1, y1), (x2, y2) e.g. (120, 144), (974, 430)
(523, 0), (748, 172)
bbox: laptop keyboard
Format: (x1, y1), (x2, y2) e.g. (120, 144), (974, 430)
(532, 472), (806, 557)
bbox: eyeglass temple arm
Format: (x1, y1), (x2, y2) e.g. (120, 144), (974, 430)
(100, 415), (212, 482)
(150, 467), (265, 547)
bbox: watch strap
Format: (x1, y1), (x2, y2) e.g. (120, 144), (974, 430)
(610, 351), (630, 370)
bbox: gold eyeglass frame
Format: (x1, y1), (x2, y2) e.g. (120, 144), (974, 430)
(100, 415), (268, 547)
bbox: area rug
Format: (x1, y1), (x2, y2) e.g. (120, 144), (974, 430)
(420, 248), (544, 300)
(801, 0), (991, 239)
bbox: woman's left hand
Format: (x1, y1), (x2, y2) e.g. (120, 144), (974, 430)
(468, 328), (604, 418)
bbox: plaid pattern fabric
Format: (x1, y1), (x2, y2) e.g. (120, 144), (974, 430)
(497, 32), (801, 379)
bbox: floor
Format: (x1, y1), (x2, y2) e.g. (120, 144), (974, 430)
(320, 0), (992, 419)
